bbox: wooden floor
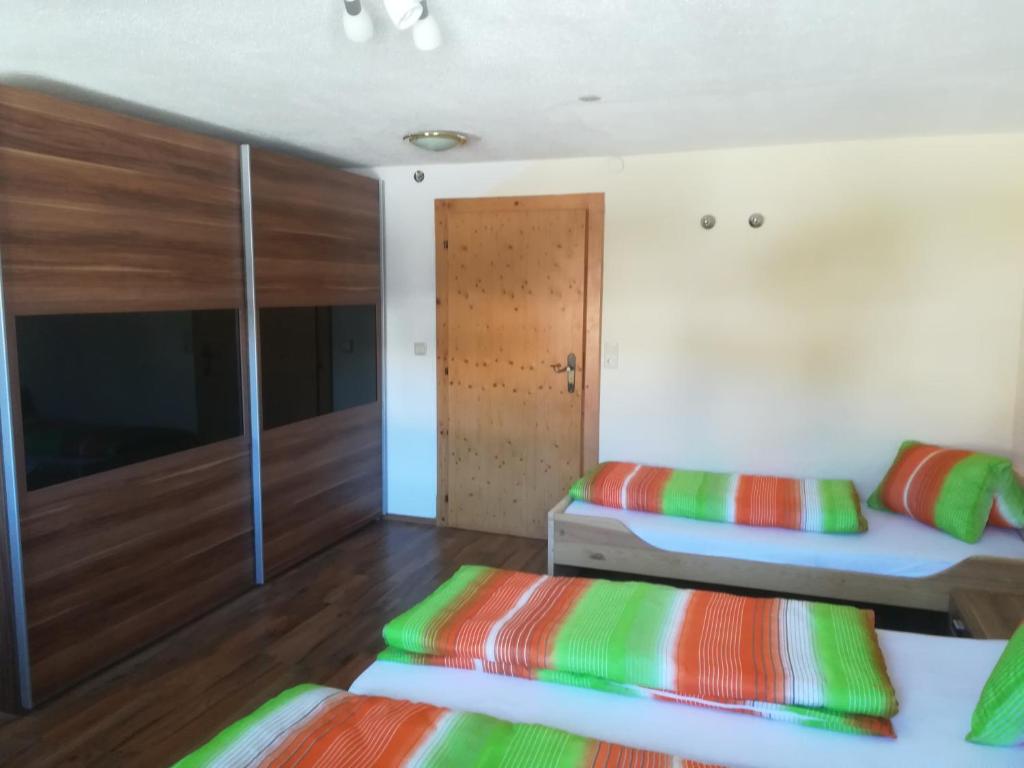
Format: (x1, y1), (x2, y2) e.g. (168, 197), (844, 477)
(0, 520), (546, 767)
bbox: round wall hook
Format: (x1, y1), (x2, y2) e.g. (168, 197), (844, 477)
(748, 213), (764, 228)
(700, 214), (716, 230)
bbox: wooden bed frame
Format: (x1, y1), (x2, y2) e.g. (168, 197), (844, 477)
(547, 496), (1024, 612)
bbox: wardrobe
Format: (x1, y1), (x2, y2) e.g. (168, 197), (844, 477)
(0, 85), (382, 710)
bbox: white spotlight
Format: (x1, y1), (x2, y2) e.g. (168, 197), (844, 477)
(342, 0), (374, 43)
(412, 1), (442, 50)
(383, 0), (423, 30)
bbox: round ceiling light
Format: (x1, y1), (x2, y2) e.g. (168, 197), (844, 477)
(404, 130), (469, 152)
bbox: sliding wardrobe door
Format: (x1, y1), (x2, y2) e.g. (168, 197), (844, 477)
(0, 85), (253, 703)
(248, 148), (382, 578)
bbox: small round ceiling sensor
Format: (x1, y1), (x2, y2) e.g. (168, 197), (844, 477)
(578, 94), (602, 103)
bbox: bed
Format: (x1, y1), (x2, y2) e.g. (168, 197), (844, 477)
(547, 496), (1024, 611)
(352, 628), (1014, 768)
(172, 687), (697, 767)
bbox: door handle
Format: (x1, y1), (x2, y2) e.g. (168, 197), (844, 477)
(550, 353), (577, 393)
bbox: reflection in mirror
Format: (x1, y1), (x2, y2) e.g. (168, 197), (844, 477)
(259, 305), (377, 431)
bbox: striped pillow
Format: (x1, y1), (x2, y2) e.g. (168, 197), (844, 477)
(867, 441), (1024, 543)
(967, 623), (1024, 747)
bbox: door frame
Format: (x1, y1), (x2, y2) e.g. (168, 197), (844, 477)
(434, 193), (604, 526)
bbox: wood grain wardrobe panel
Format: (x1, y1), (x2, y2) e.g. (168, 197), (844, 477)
(20, 440), (253, 699)
(249, 148), (382, 578)
(250, 148), (380, 308)
(0, 85), (243, 315)
(0, 85), (253, 702)
(261, 405), (382, 577)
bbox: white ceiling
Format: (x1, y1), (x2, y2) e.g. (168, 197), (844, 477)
(2, 1), (1024, 167)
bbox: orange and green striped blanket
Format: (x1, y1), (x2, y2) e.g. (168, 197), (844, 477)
(173, 688), (721, 767)
(570, 461), (866, 533)
(382, 566), (899, 738)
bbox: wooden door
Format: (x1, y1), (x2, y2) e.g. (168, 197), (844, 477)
(437, 194), (603, 539)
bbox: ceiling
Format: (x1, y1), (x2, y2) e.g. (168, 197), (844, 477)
(2, 1), (1024, 167)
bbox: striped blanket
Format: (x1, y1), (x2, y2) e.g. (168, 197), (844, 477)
(570, 461), (866, 533)
(382, 566), (898, 737)
(174, 688), (721, 767)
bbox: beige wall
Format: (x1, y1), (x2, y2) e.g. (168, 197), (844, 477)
(373, 134), (1024, 517)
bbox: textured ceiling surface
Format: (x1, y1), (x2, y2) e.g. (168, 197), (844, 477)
(2, 1), (1023, 166)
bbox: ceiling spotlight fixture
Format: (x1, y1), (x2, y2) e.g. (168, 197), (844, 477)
(412, 1), (442, 51)
(341, 0), (440, 51)
(342, 0), (374, 43)
(404, 130), (468, 152)
(383, 0), (423, 30)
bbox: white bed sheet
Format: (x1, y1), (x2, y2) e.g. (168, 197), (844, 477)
(352, 630), (1012, 768)
(566, 500), (1024, 577)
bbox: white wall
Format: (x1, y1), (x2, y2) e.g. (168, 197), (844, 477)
(1016, 305), (1024, 467)
(372, 135), (1024, 518)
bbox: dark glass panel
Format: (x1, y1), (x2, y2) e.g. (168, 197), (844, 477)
(260, 305), (377, 430)
(18, 309), (242, 491)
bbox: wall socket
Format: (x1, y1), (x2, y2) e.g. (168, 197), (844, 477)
(603, 341), (619, 369)
(414, 342), (427, 356)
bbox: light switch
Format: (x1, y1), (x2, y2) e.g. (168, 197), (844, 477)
(414, 342), (428, 356)
(603, 342), (619, 369)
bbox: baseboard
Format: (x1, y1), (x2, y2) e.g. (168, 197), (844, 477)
(385, 514), (437, 527)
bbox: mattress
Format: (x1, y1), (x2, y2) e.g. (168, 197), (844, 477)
(565, 500), (1024, 577)
(352, 629), (1012, 768)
